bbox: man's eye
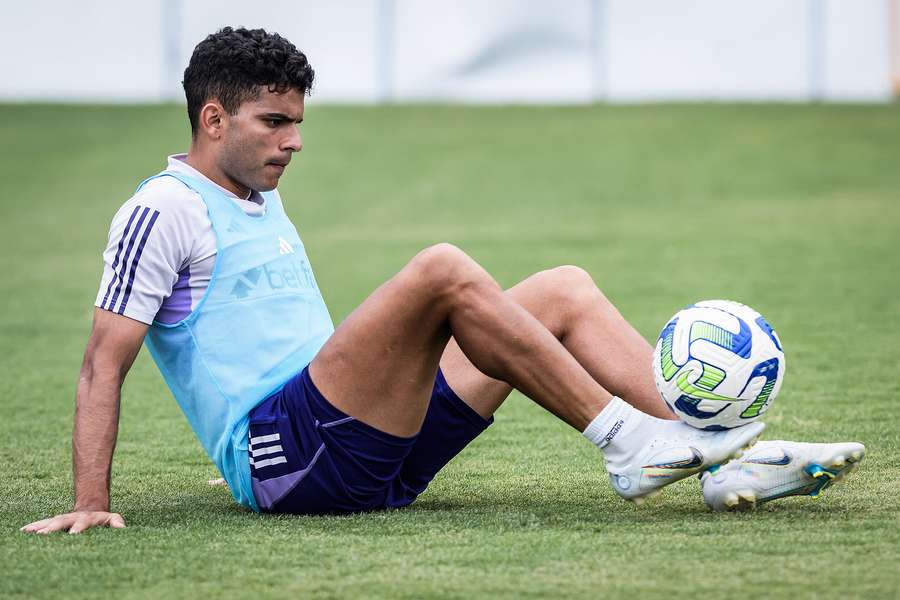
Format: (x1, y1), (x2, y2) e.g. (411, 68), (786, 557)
(266, 119), (280, 127)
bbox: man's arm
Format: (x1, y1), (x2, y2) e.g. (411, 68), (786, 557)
(21, 308), (148, 534)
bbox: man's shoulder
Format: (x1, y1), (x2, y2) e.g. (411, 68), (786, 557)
(131, 174), (206, 213)
(108, 174), (207, 226)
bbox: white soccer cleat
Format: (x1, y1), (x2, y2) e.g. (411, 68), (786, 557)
(604, 421), (765, 503)
(700, 440), (866, 511)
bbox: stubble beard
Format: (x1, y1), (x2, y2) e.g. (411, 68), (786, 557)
(218, 137), (264, 195)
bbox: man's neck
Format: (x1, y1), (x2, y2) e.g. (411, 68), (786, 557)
(184, 148), (251, 199)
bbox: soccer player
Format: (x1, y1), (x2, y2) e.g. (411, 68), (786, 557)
(22, 28), (863, 534)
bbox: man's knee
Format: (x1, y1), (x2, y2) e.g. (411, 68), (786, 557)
(538, 265), (608, 316)
(408, 244), (471, 287)
(405, 243), (495, 305)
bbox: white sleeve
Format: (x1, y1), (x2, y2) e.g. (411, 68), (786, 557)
(94, 178), (206, 324)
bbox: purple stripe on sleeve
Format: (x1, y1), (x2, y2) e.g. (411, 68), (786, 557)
(155, 264), (192, 324)
(117, 209), (160, 315)
(100, 205), (141, 309)
(106, 206), (150, 312)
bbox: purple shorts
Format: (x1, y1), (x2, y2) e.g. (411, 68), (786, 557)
(248, 366), (493, 514)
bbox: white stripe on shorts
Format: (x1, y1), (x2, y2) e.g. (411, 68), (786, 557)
(250, 456), (288, 469)
(250, 433), (281, 445)
(251, 444), (284, 457)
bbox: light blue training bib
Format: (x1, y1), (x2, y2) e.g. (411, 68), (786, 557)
(139, 171), (334, 511)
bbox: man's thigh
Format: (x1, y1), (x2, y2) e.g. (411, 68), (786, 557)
(309, 278), (446, 436)
(313, 267), (547, 438)
(309, 245), (479, 437)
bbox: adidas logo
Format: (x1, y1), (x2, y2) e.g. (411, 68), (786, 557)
(603, 419), (625, 446)
(279, 236), (295, 255)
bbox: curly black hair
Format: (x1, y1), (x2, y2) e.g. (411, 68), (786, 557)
(183, 27), (315, 136)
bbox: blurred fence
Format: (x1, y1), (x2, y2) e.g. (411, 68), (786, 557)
(0, 0), (894, 103)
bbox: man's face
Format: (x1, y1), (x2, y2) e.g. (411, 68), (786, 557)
(217, 86), (305, 193)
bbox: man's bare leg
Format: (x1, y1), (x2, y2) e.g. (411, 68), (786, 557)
(310, 244), (613, 437)
(439, 265), (676, 420)
(310, 245), (763, 503)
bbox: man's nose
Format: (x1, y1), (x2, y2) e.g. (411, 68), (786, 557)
(283, 127), (302, 152)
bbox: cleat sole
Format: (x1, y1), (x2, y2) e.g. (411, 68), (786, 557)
(720, 489), (757, 511)
(626, 488), (662, 506)
(807, 464), (837, 478)
(805, 463), (838, 498)
(733, 489), (757, 511)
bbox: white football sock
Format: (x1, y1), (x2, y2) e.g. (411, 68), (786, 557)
(582, 396), (654, 458)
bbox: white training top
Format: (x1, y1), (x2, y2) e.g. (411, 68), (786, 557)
(95, 155), (272, 325)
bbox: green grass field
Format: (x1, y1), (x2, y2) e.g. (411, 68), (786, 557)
(1, 103), (899, 599)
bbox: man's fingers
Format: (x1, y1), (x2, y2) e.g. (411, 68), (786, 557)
(20, 518), (54, 532)
(68, 517), (89, 535)
(21, 516), (70, 532)
(21, 511), (126, 535)
(22, 514), (77, 533)
(69, 512), (126, 534)
(107, 513), (126, 529)
(37, 515), (77, 534)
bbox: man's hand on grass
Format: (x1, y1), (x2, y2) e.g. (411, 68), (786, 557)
(20, 511), (126, 535)
(22, 311), (145, 536)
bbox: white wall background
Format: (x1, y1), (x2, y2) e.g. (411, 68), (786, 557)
(0, 0), (891, 104)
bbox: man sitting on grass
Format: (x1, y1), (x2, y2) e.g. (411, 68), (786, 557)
(22, 27), (864, 534)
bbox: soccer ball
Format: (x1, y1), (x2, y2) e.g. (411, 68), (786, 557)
(651, 300), (785, 430)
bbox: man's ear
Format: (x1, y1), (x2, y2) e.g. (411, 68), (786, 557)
(198, 102), (226, 140)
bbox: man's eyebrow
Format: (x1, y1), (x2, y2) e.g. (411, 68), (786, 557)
(261, 112), (303, 123)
